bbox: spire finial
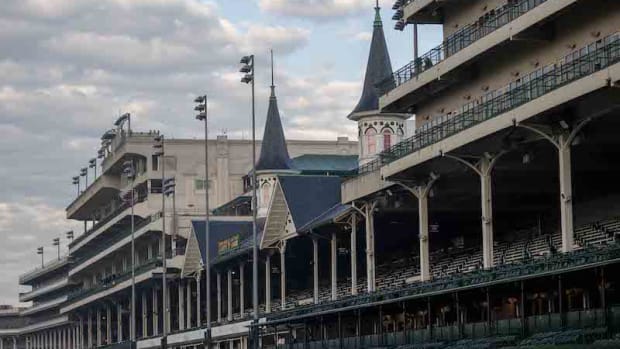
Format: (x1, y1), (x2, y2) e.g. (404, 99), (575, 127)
(374, 0), (382, 26)
(270, 49), (275, 96)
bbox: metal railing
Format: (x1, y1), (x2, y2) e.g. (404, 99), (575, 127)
(264, 242), (620, 323)
(69, 191), (149, 249)
(71, 213), (160, 269)
(378, 0), (547, 95)
(355, 33), (620, 176)
(19, 256), (70, 284)
(67, 257), (162, 304)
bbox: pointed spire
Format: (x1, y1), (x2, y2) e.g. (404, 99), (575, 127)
(256, 50), (293, 172)
(348, 2), (395, 120)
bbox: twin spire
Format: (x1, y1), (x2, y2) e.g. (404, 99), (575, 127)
(255, 49), (293, 172)
(348, 0), (394, 120)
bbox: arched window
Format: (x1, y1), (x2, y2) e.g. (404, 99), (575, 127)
(382, 128), (393, 151)
(365, 128), (377, 155)
(261, 181), (272, 207)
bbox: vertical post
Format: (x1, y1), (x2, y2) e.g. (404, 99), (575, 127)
(312, 238), (319, 304)
(558, 136), (574, 252)
(159, 134), (169, 348)
(413, 23), (419, 61)
(419, 191), (431, 281)
(87, 310), (93, 349)
(558, 275), (564, 328)
(196, 273), (202, 324)
(179, 282), (185, 330)
(79, 316), (83, 349)
(228, 269), (233, 321)
(217, 272), (222, 322)
(265, 255), (272, 313)
(151, 289), (158, 336)
(480, 158), (494, 269)
(142, 293), (148, 337)
(350, 215), (357, 296)
(331, 232), (338, 301)
(365, 204), (375, 292)
(250, 55), (259, 347)
(130, 176), (136, 344)
(96, 309), (101, 347)
(196, 274), (202, 326)
(240, 263), (245, 317)
(107, 305), (112, 343)
(427, 297), (432, 340)
(187, 279), (193, 328)
(280, 242), (287, 310)
(520, 280), (526, 337)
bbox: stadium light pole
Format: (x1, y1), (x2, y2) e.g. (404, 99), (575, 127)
(72, 176), (80, 196)
(239, 54), (258, 347)
(52, 238), (60, 260)
(66, 231), (74, 244)
(153, 134), (168, 349)
(122, 160), (137, 345)
(36, 247), (44, 268)
(194, 95), (211, 349)
(80, 167), (88, 188)
(89, 158), (97, 180)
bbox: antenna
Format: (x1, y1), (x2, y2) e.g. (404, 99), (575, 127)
(270, 49), (275, 89)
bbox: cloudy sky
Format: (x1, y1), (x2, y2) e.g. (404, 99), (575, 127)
(0, 0), (441, 305)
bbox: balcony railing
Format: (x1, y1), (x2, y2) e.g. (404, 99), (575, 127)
(265, 242), (620, 322)
(19, 256), (70, 284)
(67, 257), (162, 304)
(71, 213), (161, 270)
(378, 0), (547, 95)
(356, 33), (620, 175)
(69, 190), (149, 249)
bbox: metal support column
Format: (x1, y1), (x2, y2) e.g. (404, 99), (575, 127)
(350, 215), (357, 296)
(331, 232), (337, 301)
(265, 255), (271, 313)
(179, 282), (185, 330)
(217, 272), (222, 322)
(280, 241), (287, 310)
(239, 263), (245, 317)
(364, 203), (376, 292)
(228, 269), (233, 321)
(312, 237), (319, 304)
(152, 288), (158, 336)
(187, 279), (193, 328)
(107, 305), (112, 344)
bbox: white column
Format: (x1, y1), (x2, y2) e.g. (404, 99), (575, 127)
(479, 158), (495, 269)
(179, 282), (186, 330)
(117, 303), (123, 343)
(418, 192), (431, 281)
(350, 215), (357, 296)
(79, 316), (84, 349)
(312, 238), (319, 304)
(11, 337), (15, 349)
(87, 310), (93, 349)
(151, 288), (158, 336)
(96, 308), (102, 347)
(141, 292), (148, 337)
(365, 204), (376, 292)
(239, 263), (245, 317)
(280, 242), (287, 310)
(331, 232), (337, 301)
(227, 269), (233, 321)
(559, 134), (574, 252)
(265, 256), (271, 313)
(166, 284), (172, 333)
(217, 272), (222, 322)
(187, 279), (193, 327)
(196, 274), (202, 326)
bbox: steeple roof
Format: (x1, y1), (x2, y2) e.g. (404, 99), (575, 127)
(348, 3), (395, 120)
(255, 52), (293, 172)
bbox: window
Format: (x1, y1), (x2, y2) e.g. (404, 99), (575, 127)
(261, 182), (272, 207)
(195, 178), (210, 191)
(365, 128), (377, 155)
(151, 155), (159, 171)
(383, 129), (392, 150)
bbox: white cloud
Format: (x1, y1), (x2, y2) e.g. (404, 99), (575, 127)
(258, 0), (392, 19)
(354, 31), (372, 41)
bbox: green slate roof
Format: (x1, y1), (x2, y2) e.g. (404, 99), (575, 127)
(291, 154), (358, 175)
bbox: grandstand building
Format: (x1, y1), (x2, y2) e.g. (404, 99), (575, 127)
(2, 1), (620, 349)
